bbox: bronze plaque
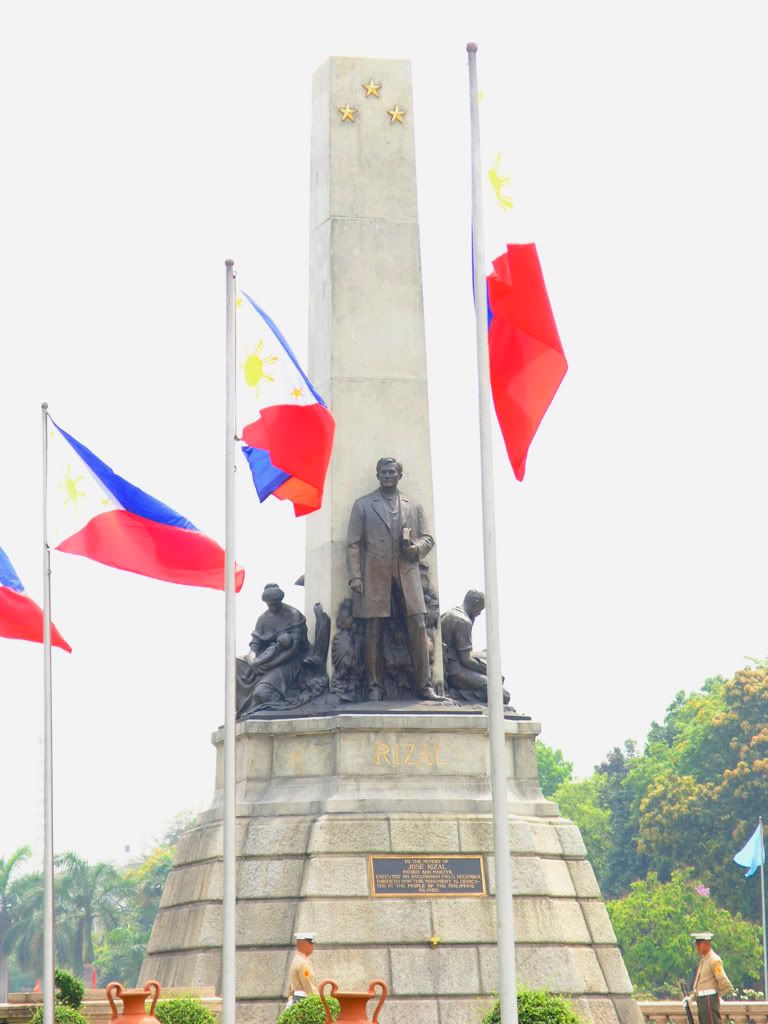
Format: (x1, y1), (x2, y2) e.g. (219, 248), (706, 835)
(369, 855), (487, 897)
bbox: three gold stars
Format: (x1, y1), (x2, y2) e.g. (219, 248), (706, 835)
(337, 81), (406, 124)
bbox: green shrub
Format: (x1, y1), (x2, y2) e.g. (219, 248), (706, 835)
(482, 988), (582, 1024)
(154, 999), (217, 1024)
(276, 994), (340, 1024)
(55, 969), (85, 1009)
(30, 1006), (88, 1024)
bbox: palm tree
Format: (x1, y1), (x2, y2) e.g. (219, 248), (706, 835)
(5, 872), (71, 983)
(54, 853), (130, 981)
(0, 847), (31, 1001)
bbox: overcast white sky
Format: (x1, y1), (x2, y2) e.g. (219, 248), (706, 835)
(2, 1), (767, 865)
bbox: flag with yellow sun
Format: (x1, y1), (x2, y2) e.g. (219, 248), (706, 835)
(237, 293), (335, 517)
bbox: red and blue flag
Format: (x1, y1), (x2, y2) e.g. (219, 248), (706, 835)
(238, 294), (334, 517)
(0, 546), (71, 651)
(49, 420), (244, 591)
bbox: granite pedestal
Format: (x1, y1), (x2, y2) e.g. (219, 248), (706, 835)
(141, 713), (641, 1024)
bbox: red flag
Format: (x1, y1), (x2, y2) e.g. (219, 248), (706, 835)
(0, 588), (72, 652)
(0, 546), (71, 652)
(486, 243), (567, 481)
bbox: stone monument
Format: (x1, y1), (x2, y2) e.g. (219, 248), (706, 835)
(141, 57), (642, 1024)
(304, 56), (440, 677)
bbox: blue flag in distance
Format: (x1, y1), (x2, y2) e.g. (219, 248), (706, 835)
(734, 821), (765, 878)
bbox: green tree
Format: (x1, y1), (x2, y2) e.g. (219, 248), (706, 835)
(638, 666), (768, 919)
(0, 846), (31, 1001)
(6, 871), (73, 981)
(536, 743), (573, 797)
(6, 871), (45, 979)
(158, 812), (196, 846)
(55, 853), (130, 981)
(94, 926), (150, 987)
(595, 742), (649, 898)
(607, 869), (762, 997)
(124, 846), (174, 930)
(553, 775), (612, 889)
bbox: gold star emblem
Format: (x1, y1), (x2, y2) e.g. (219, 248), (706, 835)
(362, 79), (381, 98)
(338, 104), (357, 122)
(387, 104), (405, 124)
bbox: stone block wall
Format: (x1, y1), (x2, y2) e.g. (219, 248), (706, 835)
(141, 716), (642, 1024)
(143, 812), (637, 1022)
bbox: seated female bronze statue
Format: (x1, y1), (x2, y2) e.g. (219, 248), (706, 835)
(236, 583), (330, 717)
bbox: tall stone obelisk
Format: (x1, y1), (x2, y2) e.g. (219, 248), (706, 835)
(140, 57), (643, 1024)
(305, 57), (439, 628)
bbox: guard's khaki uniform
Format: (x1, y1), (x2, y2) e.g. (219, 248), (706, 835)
(692, 950), (733, 1024)
(286, 951), (318, 999)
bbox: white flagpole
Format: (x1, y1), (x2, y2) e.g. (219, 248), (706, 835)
(222, 261), (237, 1024)
(41, 402), (54, 1024)
(759, 817), (767, 998)
(467, 42), (519, 1024)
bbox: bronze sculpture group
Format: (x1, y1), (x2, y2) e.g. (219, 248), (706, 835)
(235, 457), (510, 718)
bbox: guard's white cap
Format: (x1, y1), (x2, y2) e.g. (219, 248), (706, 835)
(691, 932), (714, 942)
(294, 932), (317, 942)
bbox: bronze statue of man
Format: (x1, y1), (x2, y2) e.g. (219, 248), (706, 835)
(441, 589), (511, 705)
(346, 457), (438, 700)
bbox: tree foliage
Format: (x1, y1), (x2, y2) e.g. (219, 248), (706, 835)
(536, 743), (573, 797)
(124, 847), (174, 930)
(1, 812), (189, 990)
(545, 662), (768, 997)
(553, 775), (612, 885)
(607, 870), (763, 998)
(554, 664), (768, 914)
(593, 742), (650, 898)
(637, 667), (768, 919)
(94, 926), (151, 987)
(54, 853), (131, 978)
(0, 846), (31, 1000)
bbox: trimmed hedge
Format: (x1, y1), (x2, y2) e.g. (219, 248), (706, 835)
(30, 1007), (88, 1024)
(154, 998), (217, 1024)
(54, 970), (85, 1010)
(483, 988), (583, 1024)
(276, 994), (341, 1024)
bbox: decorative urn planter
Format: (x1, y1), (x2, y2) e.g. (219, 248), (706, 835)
(319, 979), (387, 1023)
(105, 981), (161, 1024)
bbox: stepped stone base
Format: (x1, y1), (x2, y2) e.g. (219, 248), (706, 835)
(141, 713), (641, 1024)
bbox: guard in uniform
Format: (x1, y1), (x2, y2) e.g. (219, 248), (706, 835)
(689, 932), (733, 1024)
(286, 931), (319, 1004)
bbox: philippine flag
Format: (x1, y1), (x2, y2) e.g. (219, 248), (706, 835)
(48, 420), (244, 591)
(0, 546), (71, 651)
(486, 244), (568, 481)
(238, 294), (335, 517)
